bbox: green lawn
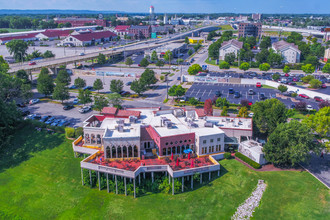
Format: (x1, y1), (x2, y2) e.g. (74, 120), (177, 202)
(262, 85), (277, 89)
(0, 28), (33, 33)
(0, 125), (329, 219)
(219, 25), (234, 30)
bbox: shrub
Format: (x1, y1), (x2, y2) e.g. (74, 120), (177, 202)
(235, 152), (261, 169)
(224, 152), (231, 159)
(65, 127), (75, 138)
(75, 127), (83, 138)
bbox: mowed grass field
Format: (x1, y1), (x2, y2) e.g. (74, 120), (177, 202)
(0, 125), (329, 220)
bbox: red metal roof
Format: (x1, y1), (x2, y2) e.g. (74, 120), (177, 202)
(116, 109), (141, 118)
(0, 33), (38, 42)
(71, 31), (116, 42)
(115, 25), (130, 31)
(41, 29), (72, 38)
(101, 107), (118, 115)
(195, 109), (206, 117)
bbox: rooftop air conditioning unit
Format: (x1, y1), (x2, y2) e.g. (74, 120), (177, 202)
(204, 122), (213, 127)
(118, 125), (124, 132)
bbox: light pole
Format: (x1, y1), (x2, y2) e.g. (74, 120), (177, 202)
(18, 51), (23, 65)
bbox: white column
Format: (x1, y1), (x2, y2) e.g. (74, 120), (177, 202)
(107, 173), (109, 193)
(81, 168), (84, 186)
(98, 172), (101, 190)
(115, 175), (118, 194)
(134, 178), (136, 198)
(124, 177), (127, 196)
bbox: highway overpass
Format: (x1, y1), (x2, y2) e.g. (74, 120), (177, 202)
(262, 25), (325, 37)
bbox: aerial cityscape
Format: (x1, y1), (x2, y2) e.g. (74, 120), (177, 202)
(0, 0), (329, 219)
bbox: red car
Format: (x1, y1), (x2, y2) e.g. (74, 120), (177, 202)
(321, 84), (327, 88)
(256, 82), (262, 88)
(284, 73), (289, 77)
(314, 96), (324, 102)
(299, 94), (309, 99)
(29, 61), (36, 65)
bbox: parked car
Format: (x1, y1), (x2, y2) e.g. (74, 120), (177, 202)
(73, 98), (79, 104)
(288, 82), (296, 86)
(177, 77), (181, 81)
(45, 117), (56, 125)
(39, 115), (51, 122)
(25, 114), (36, 120)
(298, 94), (309, 99)
(28, 61), (36, 65)
(321, 84), (327, 88)
(69, 85), (76, 89)
(126, 81), (132, 86)
(29, 99), (40, 105)
(119, 91), (130, 96)
(256, 82), (262, 88)
(58, 119), (69, 127)
(228, 88), (234, 94)
(248, 112), (254, 118)
(63, 105), (74, 110)
(190, 58), (195, 63)
(234, 91), (240, 98)
(83, 86), (93, 91)
(51, 119), (60, 126)
(20, 110), (30, 117)
(215, 91), (221, 97)
(248, 89), (254, 95)
(314, 96), (324, 102)
(16, 103), (26, 108)
(259, 93), (267, 100)
(32, 115), (41, 120)
(306, 105), (313, 111)
(79, 106), (92, 113)
(79, 53), (85, 56)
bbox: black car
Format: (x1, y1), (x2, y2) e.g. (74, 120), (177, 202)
(229, 88), (234, 94)
(17, 103), (26, 108)
(40, 115), (51, 122)
(126, 81), (132, 86)
(259, 93), (267, 100)
(215, 91), (221, 97)
(83, 86), (93, 91)
(234, 91), (240, 98)
(20, 110), (30, 117)
(63, 105), (74, 110)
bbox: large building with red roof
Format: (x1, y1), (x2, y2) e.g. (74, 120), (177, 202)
(54, 17), (108, 27)
(35, 29), (72, 40)
(0, 33), (38, 44)
(59, 30), (117, 46)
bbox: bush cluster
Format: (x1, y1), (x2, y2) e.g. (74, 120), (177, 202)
(235, 152), (261, 169)
(65, 127), (83, 138)
(224, 152), (231, 159)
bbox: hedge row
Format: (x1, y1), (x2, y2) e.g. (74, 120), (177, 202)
(235, 152), (261, 169)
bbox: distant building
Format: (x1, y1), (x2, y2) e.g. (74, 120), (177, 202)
(116, 17), (129, 22)
(59, 31), (117, 47)
(252, 13), (262, 21)
(324, 48), (330, 62)
(238, 23), (262, 39)
(272, 40), (301, 64)
(188, 37), (205, 44)
(323, 28), (330, 42)
(163, 14), (168, 24)
(35, 29), (72, 40)
(0, 33), (38, 44)
(236, 15), (249, 22)
(147, 43), (186, 59)
(219, 39), (243, 60)
(151, 25), (173, 34)
(114, 25), (130, 38)
(128, 26), (151, 39)
(54, 17), (108, 27)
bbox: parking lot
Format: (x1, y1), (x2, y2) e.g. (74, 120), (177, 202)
(185, 82), (321, 110)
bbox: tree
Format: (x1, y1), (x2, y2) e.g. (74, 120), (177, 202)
(303, 107), (330, 140)
(55, 69), (71, 86)
(246, 36), (256, 49)
(259, 36), (271, 49)
(272, 73), (280, 81)
(301, 75), (314, 83)
(20, 83), (33, 102)
(107, 93), (123, 107)
(215, 97), (229, 108)
(240, 99), (251, 108)
(93, 78), (104, 93)
(16, 69), (30, 83)
(304, 55), (319, 67)
(43, 50), (55, 58)
(52, 83), (69, 103)
(259, 63), (270, 72)
(150, 50), (158, 63)
(238, 106), (248, 118)
(255, 49), (269, 63)
(302, 64), (315, 74)
(221, 106), (228, 116)
(156, 59), (164, 68)
(224, 52), (236, 64)
(139, 58), (149, 67)
(309, 79), (322, 89)
(278, 85), (288, 93)
(77, 89), (92, 105)
(189, 97), (199, 106)
(188, 49), (193, 56)
(185, 36), (189, 44)
(286, 32), (303, 44)
(283, 65), (290, 74)
(295, 101), (307, 111)
(110, 79), (123, 93)
(239, 62), (250, 72)
(322, 63), (330, 73)
(219, 61), (230, 69)
(194, 43), (202, 51)
(74, 77), (86, 88)
(97, 53), (106, 65)
(125, 57), (133, 67)
(6, 39), (28, 62)
(37, 68), (54, 97)
(130, 80), (146, 96)
(176, 58), (184, 65)
(188, 64), (202, 75)
(168, 85), (185, 98)
(267, 51), (283, 67)
(264, 120), (318, 167)
(140, 69), (157, 88)
(204, 99), (213, 115)
(251, 99), (288, 136)
(94, 95), (109, 112)
(163, 50), (173, 64)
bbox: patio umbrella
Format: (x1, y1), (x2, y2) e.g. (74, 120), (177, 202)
(176, 158), (179, 166)
(171, 152), (173, 160)
(188, 152), (191, 160)
(191, 160), (194, 168)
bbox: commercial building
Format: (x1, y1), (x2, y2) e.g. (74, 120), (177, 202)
(0, 33), (38, 44)
(219, 39), (243, 60)
(114, 25), (130, 38)
(128, 26), (151, 39)
(59, 30), (117, 46)
(72, 107), (252, 196)
(54, 17), (108, 27)
(239, 140), (267, 165)
(147, 43), (186, 59)
(252, 13), (262, 21)
(324, 48), (330, 62)
(272, 40), (301, 63)
(35, 29), (72, 40)
(238, 23), (262, 39)
(188, 37), (205, 44)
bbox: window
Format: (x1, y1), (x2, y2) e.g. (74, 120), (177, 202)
(179, 140), (182, 143)
(203, 140), (207, 144)
(210, 139), (214, 143)
(209, 146), (211, 153)
(170, 142), (173, 145)
(217, 138), (221, 142)
(212, 146), (214, 152)
(165, 142), (168, 145)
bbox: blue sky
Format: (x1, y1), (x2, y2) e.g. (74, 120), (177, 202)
(1, 0), (330, 14)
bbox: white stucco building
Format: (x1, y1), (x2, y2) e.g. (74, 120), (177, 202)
(272, 40), (301, 64)
(219, 39), (243, 60)
(238, 140), (267, 165)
